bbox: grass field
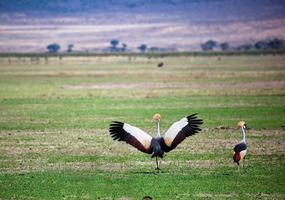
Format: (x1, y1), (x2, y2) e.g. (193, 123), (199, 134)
(0, 54), (285, 199)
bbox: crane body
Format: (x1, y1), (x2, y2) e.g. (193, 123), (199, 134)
(233, 121), (248, 167)
(109, 113), (203, 170)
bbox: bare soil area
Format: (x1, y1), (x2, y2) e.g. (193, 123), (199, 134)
(63, 80), (285, 90)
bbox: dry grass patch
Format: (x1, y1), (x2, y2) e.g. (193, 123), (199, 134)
(62, 80), (285, 90)
(1, 128), (284, 173)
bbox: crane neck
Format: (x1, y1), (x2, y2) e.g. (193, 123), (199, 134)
(156, 121), (161, 137)
(241, 126), (246, 143)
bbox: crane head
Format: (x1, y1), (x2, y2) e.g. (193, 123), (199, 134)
(238, 121), (246, 128)
(153, 113), (161, 122)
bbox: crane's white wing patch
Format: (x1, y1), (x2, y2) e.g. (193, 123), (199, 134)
(162, 114), (203, 152)
(163, 117), (188, 146)
(123, 123), (152, 149)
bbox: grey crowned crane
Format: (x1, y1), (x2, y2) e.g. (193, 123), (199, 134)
(109, 113), (203, 170)
(233, 121), (247, 168)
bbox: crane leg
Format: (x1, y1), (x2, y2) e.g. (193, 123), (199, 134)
(156, 157), (160, 171)
(243, 157), (246, 171)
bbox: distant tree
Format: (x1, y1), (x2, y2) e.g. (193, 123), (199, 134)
(201, 40), (218, 51)
(122, 43), (127, 52)
(67, 44), (74, 52)
(149, 47), (160, 52)
(254, 38), (285, 50)
(47, 43), (60, 53)
(267, 38), (284, 49)
(220, 42), (230, 51)
(237, 43), (254, 51)
(138, 44), (147, 52)
(254, 40), (268, 50)
(110, 39), (119, 52)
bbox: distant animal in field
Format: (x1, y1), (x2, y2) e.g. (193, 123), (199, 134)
(109, 113), (203, 170)
(233, 121), (248, 168)
(157, 62), (164, 67)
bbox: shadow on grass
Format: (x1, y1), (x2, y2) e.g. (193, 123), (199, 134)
(131, 171), (158, 175)
(130, 169), (178, 175)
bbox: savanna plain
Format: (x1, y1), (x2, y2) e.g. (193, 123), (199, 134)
(0, 54), (284, 199)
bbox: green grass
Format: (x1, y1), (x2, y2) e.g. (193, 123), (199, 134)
(0, 96), (284, 130)
(1, 164), (284, 199)
(0, 55), (284, 199)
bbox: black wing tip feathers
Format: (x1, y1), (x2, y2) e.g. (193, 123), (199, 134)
(182, 113), (203, 137)
(109, 121), (125, 141)
(110, 121), (123, 125)
(187, 113), (203, 124)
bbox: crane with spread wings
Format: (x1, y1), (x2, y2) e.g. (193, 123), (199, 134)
(109, 113), (203, 170)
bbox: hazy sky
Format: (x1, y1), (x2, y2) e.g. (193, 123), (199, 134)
(0, 0), (285, 52)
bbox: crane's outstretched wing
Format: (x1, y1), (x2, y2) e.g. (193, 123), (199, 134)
(162, 114), (203, 152)
(109, 121), (153, 154)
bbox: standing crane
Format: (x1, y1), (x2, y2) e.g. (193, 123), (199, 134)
(109, 113), (203, 170)
(233, 121), (247, 168)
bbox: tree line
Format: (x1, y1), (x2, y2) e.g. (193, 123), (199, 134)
(46, 37), (285, 53)
(201, 38), (285, 51)
(46, 39), (154, 53)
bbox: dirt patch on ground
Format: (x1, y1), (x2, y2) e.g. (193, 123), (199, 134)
(195, 193), (238, 198)
(62, 81), (285, 90)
